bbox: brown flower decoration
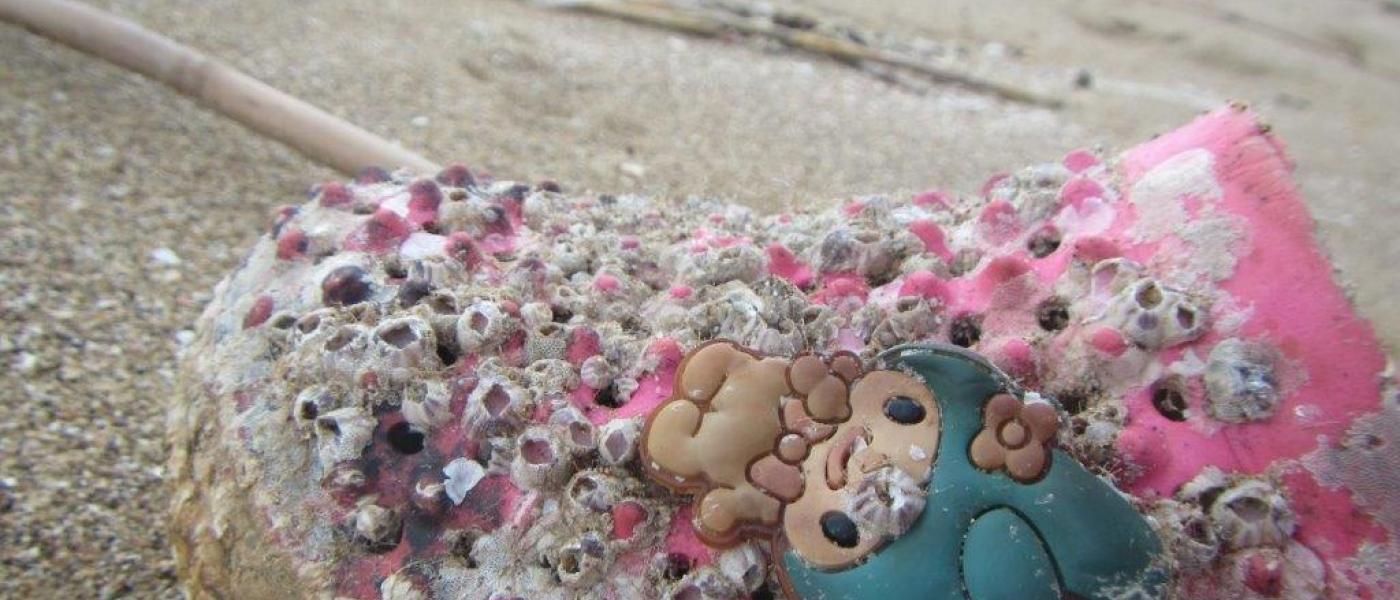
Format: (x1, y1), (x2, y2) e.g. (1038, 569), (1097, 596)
(969, 393), (1058, 482)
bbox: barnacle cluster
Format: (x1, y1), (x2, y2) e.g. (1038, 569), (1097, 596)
(1149, 468), (1324, 599)
(171, 109), (1391, 600)
(167, 156), (1251, 598)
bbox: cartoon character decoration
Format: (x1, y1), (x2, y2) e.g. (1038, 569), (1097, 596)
(641, 341), (1168, 599)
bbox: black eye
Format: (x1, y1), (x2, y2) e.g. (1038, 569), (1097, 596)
(883, 395), (926, 424)
(820, 511), (860, 548)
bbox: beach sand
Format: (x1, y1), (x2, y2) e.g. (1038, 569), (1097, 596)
(1, 0), (1396, 596)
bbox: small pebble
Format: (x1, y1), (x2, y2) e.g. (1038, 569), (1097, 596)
(149, 247), (182, 267)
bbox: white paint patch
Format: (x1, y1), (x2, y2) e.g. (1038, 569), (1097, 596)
(399, 232), (447, 260)
(1177, 210), (1248, 284)
(1292, 404), (1322, 423)
(909, 445), (928, 461)
(1210, 292), (1255, 336)
(1128, 149), (1221, 241)
(379, 190), (411, 217)
(1053, 196), (1116, 237)
(1167, 349), (1208, 377)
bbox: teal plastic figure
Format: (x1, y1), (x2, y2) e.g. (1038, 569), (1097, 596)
(777, 344), (1169, 600)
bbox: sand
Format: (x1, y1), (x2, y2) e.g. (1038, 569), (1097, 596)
(1, 0), (1396, 596)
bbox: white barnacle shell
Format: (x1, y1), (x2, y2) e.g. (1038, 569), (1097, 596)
(456, 299), (517, 352)
(1210, 479), (1296, 551)
(524, 323), (570, 363)
(480, 436), (516, 475)
(290, 307), (339, 346)
(519, 301), (555, 328)
(1218, 544), (1326, 600)
(314, 406), (375, 465)
(597, 417), (641, 466)
(293, 385), (336, 430)
(433, 199), (481, 235)
(319, 323), (372, 379)
(579, 355), (615, 390)
(553, 532), (612, 589)
(871, 296), (942, 351)
(565, 469), (618, 513)
(1086, 258), (1144, 302)
(685, 244), (766, 286)
(443, 457), (486, 506)
(552, 285), (589, 322)
(716, 541), (768, 593)
(402, 380), (453, 431)
(670, 565), (740, 600)
(525, 358), (579, 398)
(998, 162), (1072, 223)
(511, 425), (572, 490)
(1204, 338), (1281, 423)
(612, 377), (640, 403)
(551, 241), (592, 277)
(1148, 499), (1218, 571)
(686, 281), (804, 355)
(354, 503), (402, 548)
(548, 406), (597, 456)
(801, 304), (840, 349)
(814, 228), (862, 274)
(380, 569), (429, 600)
(463, 375), (532, 436)
(846, 465), (928, 540)
(371, 315), (440, 383)
(322, 462), (368, 498)
(1179, 466), (1232, 504)
(1106, 277), (1207, 350)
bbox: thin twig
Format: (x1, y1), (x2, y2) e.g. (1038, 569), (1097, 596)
(559, 0), (1063, 109)
(0, 0), (440, 176)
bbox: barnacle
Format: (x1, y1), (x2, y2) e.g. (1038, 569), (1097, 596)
(463, 375), (532, 436)
(579, 355), (615, 389)
(1209, 479), (1296, 551)
(1104, 277), (1207, 350)
(456, 299), (517, 352)
(988, 162), (1072, 223)
(371, 315), (440, 381)
(379, 568), (430, 600)
(315, 406), (375, 465)
(401, 380), (452, 431)
(1204, 338), (1281, 423)
(547, 406), (597, 456)
(525, 323), (570, 363)
(353, 503), (402, 551)
(511, 425), (572, 490)
(845, 466), (927, 540)
(597, 418), (641, 466)
(716, 543), (768, 594)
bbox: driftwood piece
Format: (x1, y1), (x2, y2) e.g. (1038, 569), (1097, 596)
(0, 0), (439, 175)
(558, 0), (1064, 109)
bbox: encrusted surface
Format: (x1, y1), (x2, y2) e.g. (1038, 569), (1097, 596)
(168, 107), (1396, 598)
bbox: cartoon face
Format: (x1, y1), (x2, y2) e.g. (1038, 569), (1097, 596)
(780, 369), (940, 569)
(642, 342), (1168, 600)
(640, 343), (943, 569)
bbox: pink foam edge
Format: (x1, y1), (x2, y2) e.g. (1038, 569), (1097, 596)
(1116, 107), (1390, 569)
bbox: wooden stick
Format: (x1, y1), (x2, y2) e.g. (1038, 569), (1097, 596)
(562, 0), (1063, 109)
(0, 0), (440, 176)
